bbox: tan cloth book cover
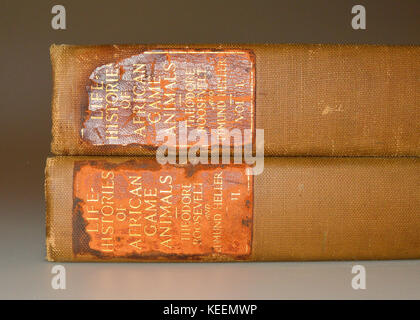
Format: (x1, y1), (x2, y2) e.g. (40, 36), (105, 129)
(46, 156), (420, 262)
(50, 44), (419, 156)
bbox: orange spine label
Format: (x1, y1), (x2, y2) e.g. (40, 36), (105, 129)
(81, 49), (255, 147)
(72, 160), (253, 260)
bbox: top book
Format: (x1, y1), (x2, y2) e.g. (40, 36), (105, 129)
(50, 44), (419, 156)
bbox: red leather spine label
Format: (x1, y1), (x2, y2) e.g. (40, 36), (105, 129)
(81, 49), (255, 148)
(72, 160), (253, 260)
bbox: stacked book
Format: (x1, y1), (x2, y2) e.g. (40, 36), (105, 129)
(45, 44), (419, 262)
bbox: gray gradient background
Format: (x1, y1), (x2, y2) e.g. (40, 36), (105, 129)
(0, 0), (419, 299)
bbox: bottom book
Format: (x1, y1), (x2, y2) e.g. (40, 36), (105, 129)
(45, 157), (419, 262)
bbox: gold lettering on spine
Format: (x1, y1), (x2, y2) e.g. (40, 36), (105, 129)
(215, 57), (227, 134)
(212, 171), (223, 252)
(84, 50), (254, 148)
(76, 160), (252, 258)
(128, 175), (143, 251)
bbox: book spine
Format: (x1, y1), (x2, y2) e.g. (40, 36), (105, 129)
(46, 157), (420, 262)
(50, 44), (420, 156)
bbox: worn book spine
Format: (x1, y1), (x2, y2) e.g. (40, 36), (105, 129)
(50, 44), (419, 156)
(45, 156), (420, 262)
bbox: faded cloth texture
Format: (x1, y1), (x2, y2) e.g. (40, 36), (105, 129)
(50, 44), (420, 156)
(46, 156), (420, 262)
